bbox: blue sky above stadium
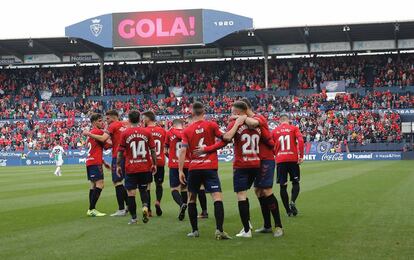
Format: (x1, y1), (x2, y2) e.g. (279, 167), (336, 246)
(1, 0), (411, 39)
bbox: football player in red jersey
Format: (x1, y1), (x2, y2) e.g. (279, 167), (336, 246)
(240, 98), (283, 235)
(85, 114), (111, 217)
(178, 102), (231, 240)
(142, 111), (167, 217)
(272, 113), (304, 217)
(165, 119), (189, 220)
(83, 110), (129, 217)
(117, 110), (157, 225)
(222, 101), (262, 238)
(185, 116), (209, 219)
(199, 101), (283, 238)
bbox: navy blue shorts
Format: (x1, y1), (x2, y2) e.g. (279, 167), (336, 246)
(233, 168), (260, 192)
(87, 165), (104, 182)
(169, 168), (188, 188)
(111, 157), (125, 183)
(188, 169), (221, 193)
(125, 172), (152, 190)
(277, 162), (300, 184)
(152, 166), (165, 184)
(254, 160), (275, 189)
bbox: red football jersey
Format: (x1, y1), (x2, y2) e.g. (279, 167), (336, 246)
(146, 125), (166, 167)
(253, 114), (275, 160)
(182, 120), (223, 170)
(165, 127), (190, 169)
(86, 128), (104, 166)
(118, 127), (156, 174)
(108, 121), (128, 158)
(227, 121), (261, 168)
(272, 123), (304, 163)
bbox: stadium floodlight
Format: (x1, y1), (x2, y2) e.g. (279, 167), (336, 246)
(394, 23), (400, 32)
(304, 27), (309, 37)
(69, 38), (78, 44)
(247, 30), (255, 37)
(28, 38), (34, 48)
(342, 25), (351, 32)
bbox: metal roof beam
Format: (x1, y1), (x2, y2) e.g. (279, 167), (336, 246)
(76, 39), (104, 60)
(0, 43), (24, 61)
(32, 39), (63, 60)
(297, 27), (310, 53)
(394, 23), (399, 49)
(343, 27), (353, 51)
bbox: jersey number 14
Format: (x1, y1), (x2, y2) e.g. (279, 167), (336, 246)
(130, 140), (147, 158)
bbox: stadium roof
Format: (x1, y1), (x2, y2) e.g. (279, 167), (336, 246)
(216, 21), (414, 46)
(1, 20), (414, 61)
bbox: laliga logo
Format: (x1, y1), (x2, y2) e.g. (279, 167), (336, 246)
(118, 16), (196, 39)
(90, 19), (103, 37)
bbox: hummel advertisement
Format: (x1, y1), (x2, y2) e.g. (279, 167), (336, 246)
(0, 151), (402, 167)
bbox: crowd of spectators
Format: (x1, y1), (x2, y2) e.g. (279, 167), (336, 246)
(0, 91), (412, 120)
(0, 119), (86, 151)
(1, 55), (412, 151)
(1, 54), (414, 100)
(0, 107), (402, 151)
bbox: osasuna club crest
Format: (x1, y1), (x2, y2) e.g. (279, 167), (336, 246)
(90, 19), (103, 37)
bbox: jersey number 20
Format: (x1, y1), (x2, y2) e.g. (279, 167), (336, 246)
(241, 134), (260, 154)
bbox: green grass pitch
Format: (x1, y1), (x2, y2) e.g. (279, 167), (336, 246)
(0, 161), (413, 259)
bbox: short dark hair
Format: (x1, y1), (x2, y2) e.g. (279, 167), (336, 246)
(105, 110), (119, 117)
(233, 101), (248, 111)
(128, 110), (141, 124)
(142, 111), (156, 121)
(192, 102), (204, 116)
(279, 113), (289, 120)
(90, 113), (102, 123)
(172, 119), (183, 126)
(240, 98), (252, 109)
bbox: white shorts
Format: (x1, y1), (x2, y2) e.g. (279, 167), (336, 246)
(56, 160), (63, 167)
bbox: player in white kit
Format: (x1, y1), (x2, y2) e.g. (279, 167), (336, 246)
(51, 143), (65, 176)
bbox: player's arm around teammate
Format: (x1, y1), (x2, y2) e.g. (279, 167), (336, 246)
(178, 102), (231, 240)
(239, 98), (283, 236)
(116, 110), (157, 225)
(85, 114), (108, 217)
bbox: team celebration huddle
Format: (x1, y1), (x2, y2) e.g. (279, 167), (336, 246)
(81, 98), (304, 240)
